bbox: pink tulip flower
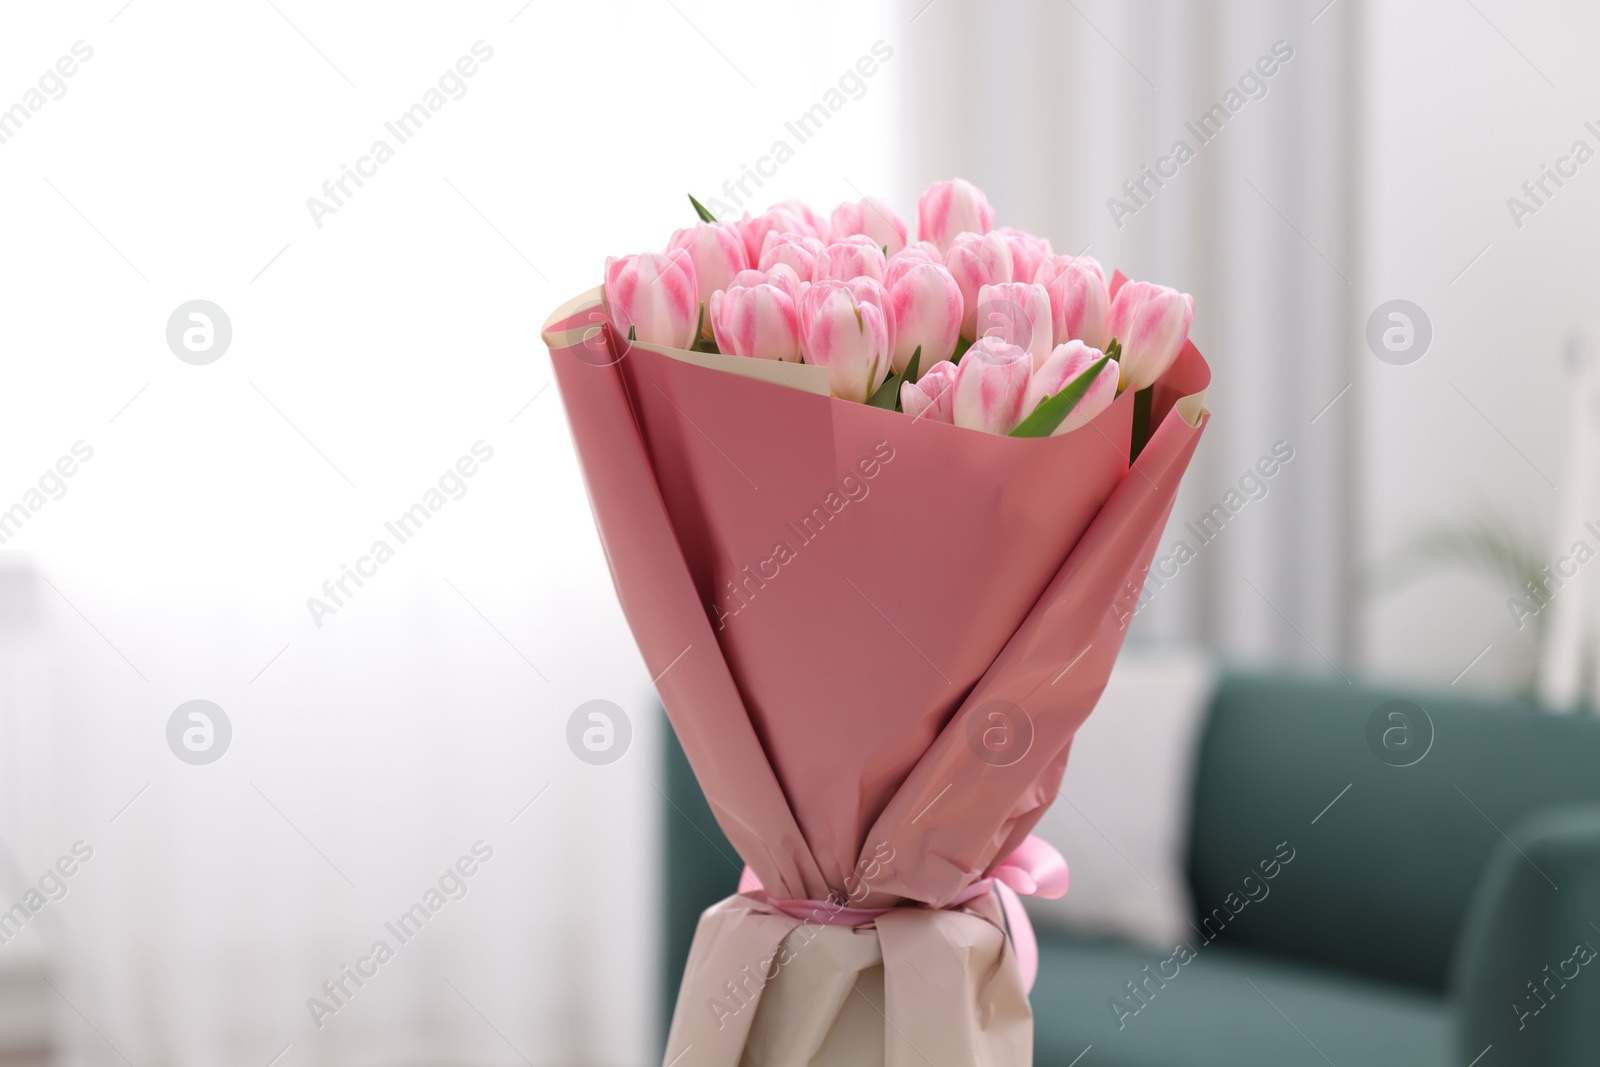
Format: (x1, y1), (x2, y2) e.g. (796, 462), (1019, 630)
(996, 227), (1054, 290)
(1024, 341), (1120, 434)
(814, 235), (890, 284)
(778, 198), (831, 244)
(667, 222), (749, 338)
(759, 231), (826, 281)
(945, 232), (1014, 340)
(917, 178), (995, 253)
(974, 282), (1053, 370)
(900, 359), (959, 423)
(737, 206), (819, 265)
(800, 279), (894, 403)
(887, 261), (963, 374)
(885, 242), (944, 289)
(710, 268), (803, 363)
(830, 196), (908, 257)
(603, 249), (698, 349)
(749, 263), (804, 304)
(1107, 280), (1194, 391)
(951, 336), (1031, 434)
(1035, 255), (1111, 350)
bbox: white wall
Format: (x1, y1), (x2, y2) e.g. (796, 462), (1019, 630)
(1360, 0), (1597, 695)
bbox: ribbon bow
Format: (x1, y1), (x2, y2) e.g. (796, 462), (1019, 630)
(736, 834), (1069, 991)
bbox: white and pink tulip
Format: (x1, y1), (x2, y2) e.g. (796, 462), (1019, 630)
(952, 336), (1031, 435)
(1107, 280), (1194, 391)
(604, 249), (699, 349)
(778, 198), (831, 244)
(1035, 255), (1110, 350)
(737, 206), (820, 265)
(996, 227), (1054, 290)
(710, 268), (803, 363)
(799, 279), (894, 403)
(975, 282), (1053, 370)
(1025, 341), (1119, 434)
(667, 222), (749, 338)
(830, 196), (908, 257)
(887, 262), (963, 374)
(945, 232), (1014, 340)
(814, 235), (890, 284)
(900, 359), (959, 424)
(759, 231), (826, 282)
(917, 178), (995, 253)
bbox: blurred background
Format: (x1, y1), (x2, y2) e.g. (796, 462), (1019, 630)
(1, 0), (1596, 1064)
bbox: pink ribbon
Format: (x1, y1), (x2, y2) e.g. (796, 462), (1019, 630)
(736, 834), (1069, 992)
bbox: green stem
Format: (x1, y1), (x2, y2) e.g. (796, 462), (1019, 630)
(1130, 386), (1153, 463)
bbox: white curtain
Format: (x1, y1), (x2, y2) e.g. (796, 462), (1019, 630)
(893, 0), (1362, 668)
(0, 1), (899, 1064)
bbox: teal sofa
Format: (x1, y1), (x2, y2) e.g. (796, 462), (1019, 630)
(663, 672), (1600, 1065)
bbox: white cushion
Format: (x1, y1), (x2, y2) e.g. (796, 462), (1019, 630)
(1023, 645), (1217, 951)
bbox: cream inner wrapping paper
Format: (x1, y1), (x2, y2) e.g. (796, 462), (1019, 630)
(669, 892), (1030, 1067)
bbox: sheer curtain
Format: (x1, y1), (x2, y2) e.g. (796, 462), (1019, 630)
(892, 0), (1363, 668)
(0, 1), (897, 1064)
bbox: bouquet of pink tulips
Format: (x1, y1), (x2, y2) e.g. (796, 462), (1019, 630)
(544, 179), (1210, 1067)
(603, 178), (1194, 455)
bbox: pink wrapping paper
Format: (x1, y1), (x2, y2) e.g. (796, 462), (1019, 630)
(542, 276), (1209, 1065)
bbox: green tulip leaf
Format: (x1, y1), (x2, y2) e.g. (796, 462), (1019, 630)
(951, 335), (974, 364)
(1009, 354), (1112, 438)
(902, 347), (922, 390)
(867, 372), (898, 408)
(866, 346), (920, 410)
(689, 194), (717, 223)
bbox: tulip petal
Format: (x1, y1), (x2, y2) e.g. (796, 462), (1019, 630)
(1011, 354), (1114, 438)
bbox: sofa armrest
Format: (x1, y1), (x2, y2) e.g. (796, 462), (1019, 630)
(1450, 802), (1600, 1064)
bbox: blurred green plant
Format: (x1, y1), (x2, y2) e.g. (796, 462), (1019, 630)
(1367, 508), (1553, 702)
